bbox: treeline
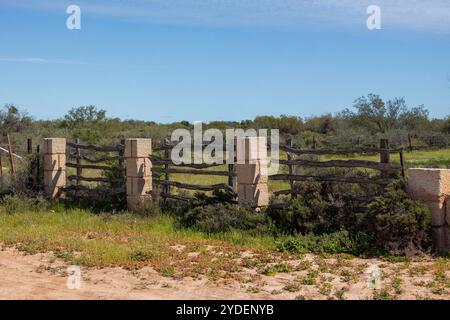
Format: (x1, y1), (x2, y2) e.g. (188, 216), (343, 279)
(1, 94), (450, 153)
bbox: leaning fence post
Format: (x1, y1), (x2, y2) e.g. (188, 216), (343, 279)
(6, 134), (16, 177)
(125, 138), (152, 211)
(43, 138), (66, 198)
(236, 136), (269, 208)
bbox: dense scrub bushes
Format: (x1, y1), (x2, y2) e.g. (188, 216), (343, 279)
(177, 181), (431, 255)
(268, 180), (430, 255)
(176, 190), (268, 234)
(365, 181), (431, 254)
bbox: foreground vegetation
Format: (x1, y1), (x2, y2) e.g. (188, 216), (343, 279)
(1, 206), (450, 300)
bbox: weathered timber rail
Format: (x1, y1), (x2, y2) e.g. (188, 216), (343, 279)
(271, 139), (405, 201)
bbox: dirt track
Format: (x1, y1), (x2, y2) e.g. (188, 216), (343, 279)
(0, 247), (272, 300)
(1, 247), (448, 300)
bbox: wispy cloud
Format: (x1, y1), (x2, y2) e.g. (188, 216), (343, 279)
(1, 0), (450, 32)
(0, 57), (107, 66)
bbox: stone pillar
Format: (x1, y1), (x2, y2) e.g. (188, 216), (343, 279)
(125, 138), (152, 210)
(236, 137), (269, 207)
(43, 138), (66, 198)
(407, 168), (450, 255)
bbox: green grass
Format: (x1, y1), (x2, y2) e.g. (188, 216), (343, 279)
(324, 148), (450, 169)
(0, 209), (276, 271)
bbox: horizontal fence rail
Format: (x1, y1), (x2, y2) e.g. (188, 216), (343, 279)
(277, 159), (402, 172)
(67, 141), (124, 152)
(278, 144), (404, 155)
(269, 174), (392, 185)
(152, 167), (235, 177)
(153, 180), (235, 193)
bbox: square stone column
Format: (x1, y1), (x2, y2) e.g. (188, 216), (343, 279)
(43, 138), (66, 198)
(407, 168), (450, 255)
(236, 137), (269, 207)
(125, 138), (152, 210)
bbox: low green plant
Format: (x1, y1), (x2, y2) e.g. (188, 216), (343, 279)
(365, 180), (431, 254)
(179, 202), (268, 235)
(275, 230), (374, 256)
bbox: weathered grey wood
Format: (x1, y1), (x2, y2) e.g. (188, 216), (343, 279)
(164, 144), (170, 198)
(380, 139), (390, 178)
(286, 138), (296, 198)
(399, 148), (406, 178)
(277, 159), (402, 172)
(67, 175), (111, 183)
(149, 155), (223, 169)
(278, 144), (403, 155)
(66, 163), (116, 171)
(63, 184), (125, 194)
(152, 167), (235, 177)
(6, 134), (16, 176)
(153, 179), (235, 193)
(269, 174), (392, 185)
(159, 192), (192, 202)
(67, 141), (124, 152)
(75, 138), (82, 191)
(69, 154), (124, 163)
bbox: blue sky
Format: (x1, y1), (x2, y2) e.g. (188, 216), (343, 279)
(1, 0), (450, 122)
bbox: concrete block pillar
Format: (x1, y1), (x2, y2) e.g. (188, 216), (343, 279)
(125, 138), (152, 210)
(407, 168), (450, 255)
(236, 137), (269, 207)
(43, 138), (66, 198)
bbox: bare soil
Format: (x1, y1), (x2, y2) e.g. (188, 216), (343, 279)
(0, 247), (448, 300)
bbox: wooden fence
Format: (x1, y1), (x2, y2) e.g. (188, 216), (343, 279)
(150, 140), (237, 202)
(64, 139), (126, 197)
(270, 138), (405, 201)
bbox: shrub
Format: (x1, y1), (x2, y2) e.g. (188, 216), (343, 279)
(266, 181), (327, 235)
(0, 194), (51, 214)
(275, 230), (374, 256)
(268, 179), (431, 255)
(267, 181), (363, 235)
(365, 180), (431, 254)
(179, 202), (268, 235)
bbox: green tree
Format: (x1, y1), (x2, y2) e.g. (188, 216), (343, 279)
(342, 94), (429, 134)
(62, 106), (110, 143)
(0, 104), (32, 134)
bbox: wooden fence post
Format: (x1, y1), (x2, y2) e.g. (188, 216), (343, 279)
(27, 138), (33, 154)
(0, 153), (3, 177)
(286, 137), (296, 198)
(75, 138), (82, 191)
(164, 138), (171, 198)
(36, 145), (40, 190)
(408, 133), (413, 152)
(228, 139), (237, 192)
(6, 134), (16, 177)
(399, 148), (406, 178)
(380, 139), (390, 178)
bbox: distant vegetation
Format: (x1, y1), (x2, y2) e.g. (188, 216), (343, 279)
(1, 93), (449, 153)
